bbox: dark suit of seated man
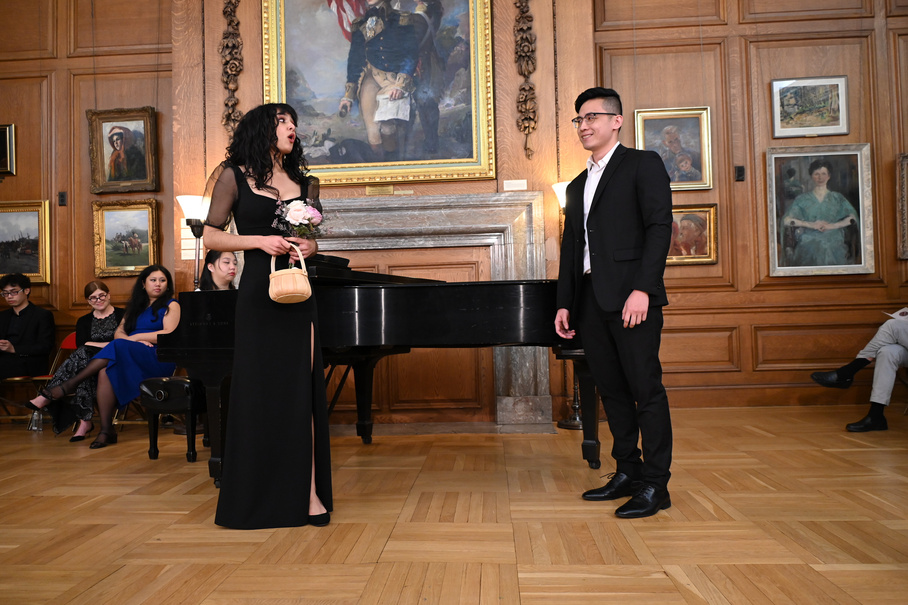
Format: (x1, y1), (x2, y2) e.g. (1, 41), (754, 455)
(0, 273), (56, 379)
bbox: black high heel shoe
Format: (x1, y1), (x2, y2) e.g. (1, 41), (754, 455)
(69, 421), (94, 443)
(309, 512), (330, 527)
(89, 430), (117, 449)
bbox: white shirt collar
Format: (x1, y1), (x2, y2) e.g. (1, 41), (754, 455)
(586, 142), (621, 173)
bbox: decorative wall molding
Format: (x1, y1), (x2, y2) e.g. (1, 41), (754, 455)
(514, 0), (537, 159)
(219, 0), (244, 137)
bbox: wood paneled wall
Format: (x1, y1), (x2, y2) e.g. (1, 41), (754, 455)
(4, 0), (908, 416)
(577, 0), (908, 407)
(0, 0), (173, 332)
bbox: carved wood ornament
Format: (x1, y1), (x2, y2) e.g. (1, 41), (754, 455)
(220, 0), (244, 137)
(514, 0), (537, 159)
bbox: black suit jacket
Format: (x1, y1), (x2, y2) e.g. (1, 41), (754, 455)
(0, 302), (56, 377)
(556, 144), (673, 316)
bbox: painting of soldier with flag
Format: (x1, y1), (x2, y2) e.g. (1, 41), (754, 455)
(263, 0), (494, 185)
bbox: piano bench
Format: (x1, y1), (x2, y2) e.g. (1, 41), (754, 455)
(139, 377), (207, 463)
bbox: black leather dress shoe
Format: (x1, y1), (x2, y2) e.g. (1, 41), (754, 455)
(614, 484), (671, 519)
(582, 472), (643, 501)
(846, 414), (888, 432)
(810, 370), (853, 389)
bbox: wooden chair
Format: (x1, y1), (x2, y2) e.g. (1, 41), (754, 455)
(0, 332), (77, 423)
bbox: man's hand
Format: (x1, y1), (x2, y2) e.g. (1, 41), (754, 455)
(555, 308), (575, 339)
(0, 339), (14, 353)
(389, 87), (405, 100)
(622, 290), (650, 328)
(338, 98), (353, 115)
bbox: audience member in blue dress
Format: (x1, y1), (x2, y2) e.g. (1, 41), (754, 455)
(24, 280), (124, 440)
(39, 265), (181, 449)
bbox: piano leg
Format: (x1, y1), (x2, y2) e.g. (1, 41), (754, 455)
(352, 359), (377, 444)
(573, 359), (602, 469)
(204, 382), (226, 486)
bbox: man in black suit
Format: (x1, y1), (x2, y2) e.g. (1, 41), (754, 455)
(0, 273), (55, 379)
(554, 87), (674, 519)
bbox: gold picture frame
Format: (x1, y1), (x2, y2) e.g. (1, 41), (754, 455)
(667, 204), (717, 265)
(86, 106), (158, 194)
(899, 154), (908, 259)
(92, 199), (158, 277)
(0, 124), (16, 175)
(262, 0), (495, 185)
(0, 200), (50, 284)
(634, 107), (712, 191)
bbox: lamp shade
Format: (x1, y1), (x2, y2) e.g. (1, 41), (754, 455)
(176, 195), (209, 221)
(552, 181), (570, 209)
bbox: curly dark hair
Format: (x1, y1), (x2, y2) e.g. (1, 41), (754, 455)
(123, 265), (174, 334)
(225, 103), (309, 198)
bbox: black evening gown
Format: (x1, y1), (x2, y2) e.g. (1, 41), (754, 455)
(209, 164), (332, 530)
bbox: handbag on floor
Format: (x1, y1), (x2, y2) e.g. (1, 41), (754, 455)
(268, 242), (311, 303)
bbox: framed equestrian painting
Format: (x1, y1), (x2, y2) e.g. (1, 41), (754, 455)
(0, 200), (50, 284)
(634, 107), (712, 191)
(0, 124), (15, 175)
(262, 0), (495, 185)
(86, 106), (158, 194)
(92, 199), (158, 277)
(766, 144), (873, 277)
(771, 76), (848, 138)
(666, 204), (717, 265)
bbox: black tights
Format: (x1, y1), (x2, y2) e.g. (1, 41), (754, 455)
(51, 358), (118, 435)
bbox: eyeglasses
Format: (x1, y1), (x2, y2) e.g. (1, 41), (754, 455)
(88, 293), (109, 303)
(571, 112), (618, 128)
(0, 289), (22, 298)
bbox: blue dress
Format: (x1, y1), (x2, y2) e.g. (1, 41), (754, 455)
(93, 301), (177, 406)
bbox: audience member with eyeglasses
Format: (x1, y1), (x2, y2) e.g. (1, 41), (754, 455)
(555, 87), (674, 519)
(24, 281), (124, 440)
(28, 266), (179, 449)
(0, 273), (56, 381)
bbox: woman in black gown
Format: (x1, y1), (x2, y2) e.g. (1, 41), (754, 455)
(203, 103), (332, 530)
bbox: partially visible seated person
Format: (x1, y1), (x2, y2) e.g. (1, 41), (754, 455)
(0, 273), (55, 379)
(38, 265), (180, 449)
(810, 317), (908, 432)
(199, 250), (238, 291)
(25, 281), (124, 441)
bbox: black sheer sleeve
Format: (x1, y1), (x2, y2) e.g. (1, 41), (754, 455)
(204, 163), (239, 230)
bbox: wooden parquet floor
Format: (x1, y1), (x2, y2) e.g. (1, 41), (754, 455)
(1, 404), (907, 604)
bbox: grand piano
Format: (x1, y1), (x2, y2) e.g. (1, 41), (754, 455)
(157, 256), (602, 484)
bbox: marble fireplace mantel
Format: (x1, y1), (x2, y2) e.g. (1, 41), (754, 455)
(318, 191), (552, 424)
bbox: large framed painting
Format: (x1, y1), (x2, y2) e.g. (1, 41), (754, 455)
(262, 0), (495, 185)
(0, 200), (50, 284)
(667, 204), (717, 265)
(92, 199), (158, 277)
(634, 107), (712, 191)
(771, 76), (848, 138)
(767, 144), (873, 276)
(86, 107), (158, 194)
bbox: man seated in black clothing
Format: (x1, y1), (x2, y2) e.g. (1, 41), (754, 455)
(0, 273), (56, 379)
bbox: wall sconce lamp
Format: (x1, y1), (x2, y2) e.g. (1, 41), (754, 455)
(552, 181), (570, 212)
(176, 195), (209, 290)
